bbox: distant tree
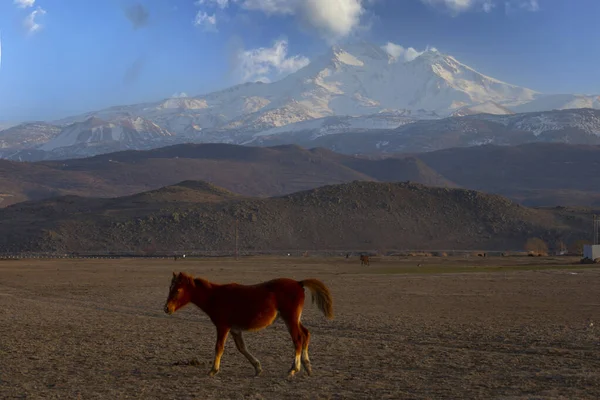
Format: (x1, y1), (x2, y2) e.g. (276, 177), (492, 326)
(524, 237), (548, 255)
(569, 239), (591, 256)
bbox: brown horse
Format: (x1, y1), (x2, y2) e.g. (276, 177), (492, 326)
(360, 254), (370, 266)
(164, 272), (334, 378)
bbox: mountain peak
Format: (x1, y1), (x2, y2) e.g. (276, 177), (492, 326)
(410, 47), (458, 66)
(330, 42), (392, 62)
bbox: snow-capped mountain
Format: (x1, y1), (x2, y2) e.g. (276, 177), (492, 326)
(247, 108), (600, 154)
(51, 43), (542, 136)
(40, 116), (174, 152)
(2, 41), (600, 161)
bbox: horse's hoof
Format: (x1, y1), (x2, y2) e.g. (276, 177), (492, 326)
(287, 369), (299, 379)
(208, 368), (219, 377)
(254, 367), (263, 377)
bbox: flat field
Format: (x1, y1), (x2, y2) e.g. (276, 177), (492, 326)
(1, 256), (599, 399)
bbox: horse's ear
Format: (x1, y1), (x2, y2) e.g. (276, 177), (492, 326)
(172, 271), (177, 278)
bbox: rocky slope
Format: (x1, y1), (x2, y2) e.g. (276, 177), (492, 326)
(0, 181), (591, 254)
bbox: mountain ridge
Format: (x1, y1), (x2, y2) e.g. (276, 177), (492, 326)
(1, 42), (599, 161)
(3, 142), (600, 209)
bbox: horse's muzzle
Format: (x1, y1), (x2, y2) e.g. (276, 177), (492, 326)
(164, 305), (172, 314)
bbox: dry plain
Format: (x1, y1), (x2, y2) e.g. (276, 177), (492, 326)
(1, 256), (599, 399)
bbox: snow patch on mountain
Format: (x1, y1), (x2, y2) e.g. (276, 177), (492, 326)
(510, 94), (600, 113)
(157, 98), (209, 110)
(41, 116), (174, 151)
(474, 109), (600, 136)
(0, 122), (61, 149)
(253, 111), (417, 138)
(451, 101), (515, 117)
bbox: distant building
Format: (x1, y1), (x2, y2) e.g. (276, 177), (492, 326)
(583, 245), (600, 260)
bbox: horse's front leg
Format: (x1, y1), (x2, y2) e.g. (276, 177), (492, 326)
(208, 326), (230, 377)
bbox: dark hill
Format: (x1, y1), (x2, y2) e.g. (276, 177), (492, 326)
(124, 180), (241, 205)
(0, 143), (453, 207)
(0, 159), (103, 207)
(4, 142), (600, 209)
(414, 143), (600, 206)
(337, 155), (458, 188)
(0, 180), (591, 254)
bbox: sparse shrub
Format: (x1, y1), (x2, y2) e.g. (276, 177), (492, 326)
(408, 252), (433, 257)
(524, 237), (548, 256)
(45, 230), (61, 240)
(570, 239), (591, 256)
(172, 212), (180, 223)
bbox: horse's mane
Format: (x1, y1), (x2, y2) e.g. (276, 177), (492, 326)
(193, 277), (212, 288)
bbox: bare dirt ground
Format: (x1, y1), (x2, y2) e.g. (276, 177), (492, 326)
(1, 256), (599, 399)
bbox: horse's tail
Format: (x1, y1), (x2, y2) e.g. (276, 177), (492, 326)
(299, 279), (334, 320)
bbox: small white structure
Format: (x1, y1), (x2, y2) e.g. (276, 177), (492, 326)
(583, 245), (600, 260)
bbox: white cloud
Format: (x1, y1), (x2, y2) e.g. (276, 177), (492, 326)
(420, 0), (478, 13)
(23, 7), (46, 35)
(299, 0), (364, 39)
(195, 0), (230, 9)
(523, 0), (540, 11)
(14, 0), (35, 8)
(482, 0), (495, 12)
(195, 0), (366, 40)
(421, 0), (540, 14)
(506, 0), (539, 12)
(194, 11), (218, 31)
(235, 39), (309, 83)
(382, 42), (436, 62)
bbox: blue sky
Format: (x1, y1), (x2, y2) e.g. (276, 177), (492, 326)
(0, 0), (598, 121)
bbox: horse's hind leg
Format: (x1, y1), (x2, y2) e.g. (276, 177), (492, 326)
(285, 321), (303, 378)
(231, 330), (262, 377)
(300, 323), (312, 376)
(281, 308), (306, 378)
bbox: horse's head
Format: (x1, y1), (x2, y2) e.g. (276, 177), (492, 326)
(164, 272), (194, 315)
